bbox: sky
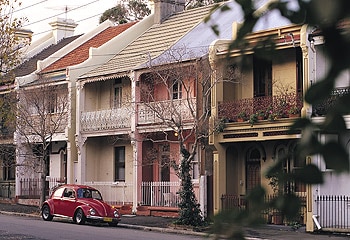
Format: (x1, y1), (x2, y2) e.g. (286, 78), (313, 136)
(13, 0), (119, 40)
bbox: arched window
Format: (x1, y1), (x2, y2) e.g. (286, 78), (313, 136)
(246, 148), (261, 192)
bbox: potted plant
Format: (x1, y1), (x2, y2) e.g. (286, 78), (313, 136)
(237, 111), (248, 122)
(288, 106), (300, 117)
(256, 110), (265, 120)
(267, 110), (278, 122)
(249, 113), (258, 126)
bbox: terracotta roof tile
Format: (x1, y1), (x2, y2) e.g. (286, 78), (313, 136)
(42, 22), (137, 73)
(13, 35), (82, 78)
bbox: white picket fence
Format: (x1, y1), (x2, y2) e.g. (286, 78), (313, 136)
(141, 181), (199, 207)
(84, 182), (133, 205)
(85, 181), (199, 207)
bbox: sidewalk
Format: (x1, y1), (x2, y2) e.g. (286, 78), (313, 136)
(0, 202), (349, 239)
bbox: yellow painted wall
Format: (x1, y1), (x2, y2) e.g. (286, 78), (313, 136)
(272, 48), (297, 95)
(85, 137), (133, 183)
(84, 78), (131, 111)
(222, 56), (254, 101)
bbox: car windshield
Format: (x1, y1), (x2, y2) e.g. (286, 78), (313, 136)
(77, 188), (102, 200)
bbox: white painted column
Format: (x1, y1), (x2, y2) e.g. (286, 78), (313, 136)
(131, 73), (138, 213)
(200, 175), (207, 217)
(74, 81), (86, 184)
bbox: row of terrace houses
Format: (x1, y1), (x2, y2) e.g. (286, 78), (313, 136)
(9, 0), (244, 216)
(0, 0), (349, 232)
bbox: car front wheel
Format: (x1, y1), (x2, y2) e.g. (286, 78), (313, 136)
(41, 205), (53, 221)
(74, 208), (86, 225)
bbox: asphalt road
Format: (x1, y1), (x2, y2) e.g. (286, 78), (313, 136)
(1, 203), (350, 239)
(0, 214), (203, 240)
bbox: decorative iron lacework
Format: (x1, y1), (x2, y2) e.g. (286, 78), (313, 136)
(218, 93), (303, 122)
(312, 87), (350, 117)
(81, 108), (131, 132)
(137, 98), (196, 125)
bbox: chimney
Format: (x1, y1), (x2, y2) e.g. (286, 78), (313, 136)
(154, 0), (185, 24)
(15, 28), (33, 47)
(49, 17), (78, 44)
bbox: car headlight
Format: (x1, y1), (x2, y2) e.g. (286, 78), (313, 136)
(113, 210), (120, 218)
(89, 208), (96, 215)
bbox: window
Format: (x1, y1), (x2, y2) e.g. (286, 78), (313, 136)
(253, 56), (272, 97)
(63, 188), (75, 198)
(53, 187), (65, 198)
(172, 79), (182, 99)
(1, 150), (15, 180)
(320, 134), (338, 171)
(114, 147), (125, 181)
(296, 47), (303, 93)
(277, 144), (306, 193)
(189, 144), (199, 180)
(113, 79), (122, 108)
(246, 148), (261, 192)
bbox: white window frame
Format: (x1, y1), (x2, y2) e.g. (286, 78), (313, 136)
(189, 144), (199, 181)
(319, 133), (338, 171)
(113, 84), (122, 108)
(172, 79), (182, 100)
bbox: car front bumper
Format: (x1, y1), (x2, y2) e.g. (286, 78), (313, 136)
(86, 215), (121, 223)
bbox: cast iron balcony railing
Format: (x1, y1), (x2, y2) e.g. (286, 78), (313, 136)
(81, 106), (131, 132)
(137, 98), (196, 125)
(218, 93), (303, 122)
(312, 87), (350, 117)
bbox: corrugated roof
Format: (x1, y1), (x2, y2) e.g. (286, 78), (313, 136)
(137, 1), (242, 68)
(79, 5), (214, 80)
(41, 22), (138, 73)
(13, 35), (82, 78)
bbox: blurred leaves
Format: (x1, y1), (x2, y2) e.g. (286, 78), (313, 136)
(322, 141), (349, 172)
(206, 0), (350, 237)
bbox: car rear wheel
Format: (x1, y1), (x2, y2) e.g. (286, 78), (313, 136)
(74, 208), (86, 225)
(41, 205), (53, 221)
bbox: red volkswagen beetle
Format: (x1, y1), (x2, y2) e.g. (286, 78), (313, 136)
(41, 184), (121, 226)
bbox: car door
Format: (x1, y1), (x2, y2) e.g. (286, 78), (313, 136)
(51, 187), (65, 215)
(60, 187), (78, 217)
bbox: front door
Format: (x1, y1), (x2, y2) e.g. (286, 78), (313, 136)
(246, 149), (261, 193)
(159, 143), (170, 182)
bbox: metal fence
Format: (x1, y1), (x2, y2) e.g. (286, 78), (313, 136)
(315, 195), (350, 230)
(18, 178), (66, 198)
(221, 193), (307, 225)
(220, 194), (246, 210)
(0, 180), (15, 198)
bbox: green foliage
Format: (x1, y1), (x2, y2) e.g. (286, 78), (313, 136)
(210, 186), (266, 239)
(209, 0), (350, 236)
(99, 0), (151, 24)
(187, 0), (227, 10)
(0, 0), (28, 84)
(0, 93), (16, 135)
(128, 0), (151, 20)
(174, 147), (206, 228)
(214, 118), (226, 132)
(99, 5), (128, 24)
(248, 113), (257, 126)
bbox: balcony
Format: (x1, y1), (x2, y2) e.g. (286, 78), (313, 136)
(312, 87), (350, 117)
(137, 98), (196, 125)
(80, 107), (131, 132)
(218, 93), (303, 123)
